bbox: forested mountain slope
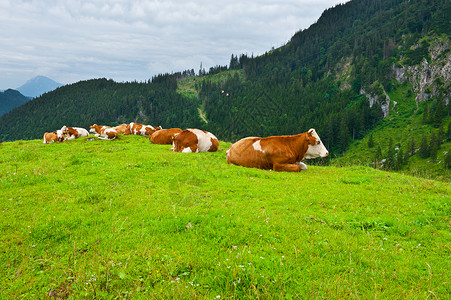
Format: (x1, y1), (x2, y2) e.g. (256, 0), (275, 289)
(0, 89), (30, 117)
(0, 77), (202, 141)
(199, 0), (450, 153)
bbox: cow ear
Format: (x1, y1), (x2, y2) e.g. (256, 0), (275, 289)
(308, 129), (314, 136)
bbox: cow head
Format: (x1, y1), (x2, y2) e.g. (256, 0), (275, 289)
(304, 129), (329, 159)
(89, 124), (98, 134)
(56, 129), (65, 142)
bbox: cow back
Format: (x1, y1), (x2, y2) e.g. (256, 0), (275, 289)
(150, 128), (182, 144)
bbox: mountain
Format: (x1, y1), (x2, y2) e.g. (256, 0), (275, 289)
(0, 89), (30, 116)
(0, 0), (449, 179)
(16, 76), (63, 98)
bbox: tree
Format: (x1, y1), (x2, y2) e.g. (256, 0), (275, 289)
(367, 133), (375, 148)
(374, 145), (382, 169)
(445, 151), (451, 169)
(423, 104), (429, 124)
(394, 147), (404, 171)
(429, 132), (438, 162)
(409, 137), (416, 156)
(385, 137), (395, 170)
(419, 133), (429, 158)
(229, 54), (240, 69)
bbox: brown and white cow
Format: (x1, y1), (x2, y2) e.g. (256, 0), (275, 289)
(226, 129), (329, 172)
(150, 128), (183, 144)
(172, 129), (219, 153)
(61, 126), (89, 140)
(128, 122), (162, 136)
(89, 124), (118, 140)
(43, 131), (58, 144)
(43, 129), (65, 144)
(113, 124), (130, 134)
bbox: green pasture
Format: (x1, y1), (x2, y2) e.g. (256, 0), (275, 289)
(0, 135), (449, 298)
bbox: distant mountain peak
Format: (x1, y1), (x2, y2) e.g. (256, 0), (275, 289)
(16, 76), (63, 98)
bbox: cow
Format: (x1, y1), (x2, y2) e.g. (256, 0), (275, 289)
(43, 131), (58, 144)
(113, 124), (130, 134)
(128, 122), (162, 136)
(226, 129), (329, 172)
(43, 129), (65, 144)
(89, 124), (118, 140)
(61, 126), (89, 140)
(172, 129), (219, 153)
(150, 128), (183, 144)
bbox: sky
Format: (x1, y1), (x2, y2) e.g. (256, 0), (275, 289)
(0, 0), (349, 90)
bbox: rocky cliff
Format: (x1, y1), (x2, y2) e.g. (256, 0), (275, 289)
(394, 35), (450, 104)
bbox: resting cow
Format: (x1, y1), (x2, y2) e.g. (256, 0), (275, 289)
(113, 124), (129, 134)
(150, 128), (183, 144)
(128, 122), (162, 136)
(172, 129), (219, 153)
(61, 126), (89, 140)
(226, 129), (328, 172)
(89, 124), (118, 140)
(43, 131), (58, 144)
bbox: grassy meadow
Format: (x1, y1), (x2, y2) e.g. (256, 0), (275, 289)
(0, 135), (449, 299)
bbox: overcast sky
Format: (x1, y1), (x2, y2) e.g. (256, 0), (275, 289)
(0, 0), (349, 90)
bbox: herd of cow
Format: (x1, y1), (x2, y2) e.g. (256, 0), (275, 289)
(43, 122), (329, 172)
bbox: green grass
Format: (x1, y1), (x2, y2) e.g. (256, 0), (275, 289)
(1, 135), (450, 298)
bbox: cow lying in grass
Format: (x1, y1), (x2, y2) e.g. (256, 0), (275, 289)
(43, 131), (59, 144)
(112, 124), (129, 134)
(226, 129), (329, 172)
(89, 124), (118, 140)
(61, 126), (89, 140)
(172, 129), (219, 153)
(150, 128), (183, 144)
(127, 122), (162, 136)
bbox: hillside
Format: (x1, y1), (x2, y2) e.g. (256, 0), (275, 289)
(0, 136), (449, 298)
(0, 77), (202, 141)
(336, 82), (451, 180)
(0, 89), (30, 116)
(0, 0), (449, 180)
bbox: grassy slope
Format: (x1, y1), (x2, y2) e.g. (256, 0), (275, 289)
(176, 70), (245, 124)
(0, 136), (449, 298)
(176, 70), (244, 98)
(336, 82), (451, 181)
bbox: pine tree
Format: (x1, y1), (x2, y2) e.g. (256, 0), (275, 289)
(423, 104), (429, 124)
(338, 116), (350, 153)
(445, 151), (451, 169)
(409, 137), (416, 156)
(367, 133), (375, 148)
(385, 137), (395, 170)
(429, 132), (438, 162)
(419, 133), (430, 158)
(434, 97), (445, 126)
(374, 145), (382, 169)
(395, 148), (404, 171)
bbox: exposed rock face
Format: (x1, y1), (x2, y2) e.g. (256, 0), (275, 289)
(394, 37), (450, 104)
(360, 88), (391, 118)
(357, 36), (450, 119)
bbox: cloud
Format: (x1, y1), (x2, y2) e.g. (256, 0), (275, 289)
(0, 0), (348, 89)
